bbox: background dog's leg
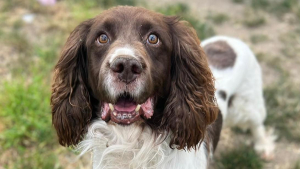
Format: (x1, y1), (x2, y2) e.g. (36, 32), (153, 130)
(251, 123), (276, 160)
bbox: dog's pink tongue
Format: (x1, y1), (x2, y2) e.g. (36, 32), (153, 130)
(114, 99), (136, 112)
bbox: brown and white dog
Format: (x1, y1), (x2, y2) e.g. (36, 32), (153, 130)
(202, 36), (276, 159)
(51, 6), (222, 169)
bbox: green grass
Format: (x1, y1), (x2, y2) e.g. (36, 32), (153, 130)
(279, 29), (300, 58)
(264, 83), (300, 142)
(243, 17), (266, 27)
(232, 0), (244, 3)
(250, 34), (269, 44)
(0, 76), (59, 168)
(215, 146), (263, 169)
(0, 4), (64, 168)
(157, 3), (215, 40)
(243, 9), (266, 28)
(0, 29), (32, 55)
(260, 52), (300, 143)
(295, 161), (300, 169)
(0, 76), (53, 149)
(69, 0), (137, 8)
(251, 0), (269, 9)
(239, 0), (300, 21)
(207, 12), (230, 25)
(1, 0), (49, 13)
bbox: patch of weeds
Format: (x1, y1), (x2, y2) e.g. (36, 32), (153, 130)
(97, 0), (137, 8)
(0, 29), (35, 77)
(243, 9), (266, 28)
(232, 0), (244, 3)
(68, 3), (103, 22)
(246, 0), (300, 21)
(1, 0), (47, 14)
(270, 0), (299, 17)
(251, 0), (269, 9)
(185, 16), (215, 40)
(0, 74), (59, 168)
(265, 56), (285, 73)
(264, 81), (300, 142)
(69, 0), (137, 9)
(250, 34), (269, 44)
(215, 145), (263, 169)
(3, 146), (61, 169)
(243, 17), (265, 27)
(0, 76), (54, 150)
(0, 30), (32, 55)
(255, 52), (268, 62)
(279, 30), (300, 58)
(255, 53), (285, 75)
(207, 12), (230, 25)
(157, 3), (189, 16)
(295, 161), (300, 169)
(157, 3), (215, 40)
(12, 19), (24, 30)
(0, 13), (8, 27)
(34, 36), (63, 70)
(296, 8), (300, 20)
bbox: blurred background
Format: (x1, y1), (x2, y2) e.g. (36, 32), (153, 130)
(0, 0), (299, 168)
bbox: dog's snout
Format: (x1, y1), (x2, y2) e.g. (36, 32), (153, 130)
(110, 57), (143, 84)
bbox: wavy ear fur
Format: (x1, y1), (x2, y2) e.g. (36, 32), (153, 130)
(162, 17), (218, 150)
(51, 19), (94, 146)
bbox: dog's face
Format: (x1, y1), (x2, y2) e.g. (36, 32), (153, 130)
(51, 6), (218, 150)
(85, 8), (173, 124)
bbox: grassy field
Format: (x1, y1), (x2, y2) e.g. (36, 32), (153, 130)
(0, 0), (299, 168)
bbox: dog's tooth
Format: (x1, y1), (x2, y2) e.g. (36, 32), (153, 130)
(135, 104), (141, 112)
(136, 111), (139, 115)
(109, 103), (114, 111)
(113, 112), (117, 116)
(128, 114), (132, 118)
(123, 113), (128, 119)
(117, 114), (121, 119)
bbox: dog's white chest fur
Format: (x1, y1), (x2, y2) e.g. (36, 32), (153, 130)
(78, 120), (208, 169)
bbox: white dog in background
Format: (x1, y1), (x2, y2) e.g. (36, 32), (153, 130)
(201, 36), (276, 159)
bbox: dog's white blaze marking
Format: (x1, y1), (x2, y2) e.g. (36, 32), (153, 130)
(109, 47), (137, 64)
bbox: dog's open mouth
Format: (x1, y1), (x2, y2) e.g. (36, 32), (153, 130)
(101, 93), (154, 125)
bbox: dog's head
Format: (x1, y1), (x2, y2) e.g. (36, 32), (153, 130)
(51, 6), (218, 150)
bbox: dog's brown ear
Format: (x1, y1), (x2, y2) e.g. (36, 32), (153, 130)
(51, 19), (94, 146)
(162, 17), (218, 150)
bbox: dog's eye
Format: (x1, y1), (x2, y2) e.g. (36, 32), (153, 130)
(147, 34), (159, 44)
(97, 34), (109, 44)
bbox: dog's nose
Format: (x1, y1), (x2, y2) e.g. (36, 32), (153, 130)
(110, 57), (143, 84)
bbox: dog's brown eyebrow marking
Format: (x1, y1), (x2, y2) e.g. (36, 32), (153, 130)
(203, 40), (236, 69)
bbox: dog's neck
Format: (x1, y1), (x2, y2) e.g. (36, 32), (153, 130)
(77, 120), (209, 169)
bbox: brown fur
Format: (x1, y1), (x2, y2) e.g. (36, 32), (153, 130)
(51, 6), (219, 150)
(160, 18), (218, 150)
(203, 40), (236, 69)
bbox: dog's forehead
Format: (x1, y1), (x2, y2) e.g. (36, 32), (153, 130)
(93, 6), (163, 28)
